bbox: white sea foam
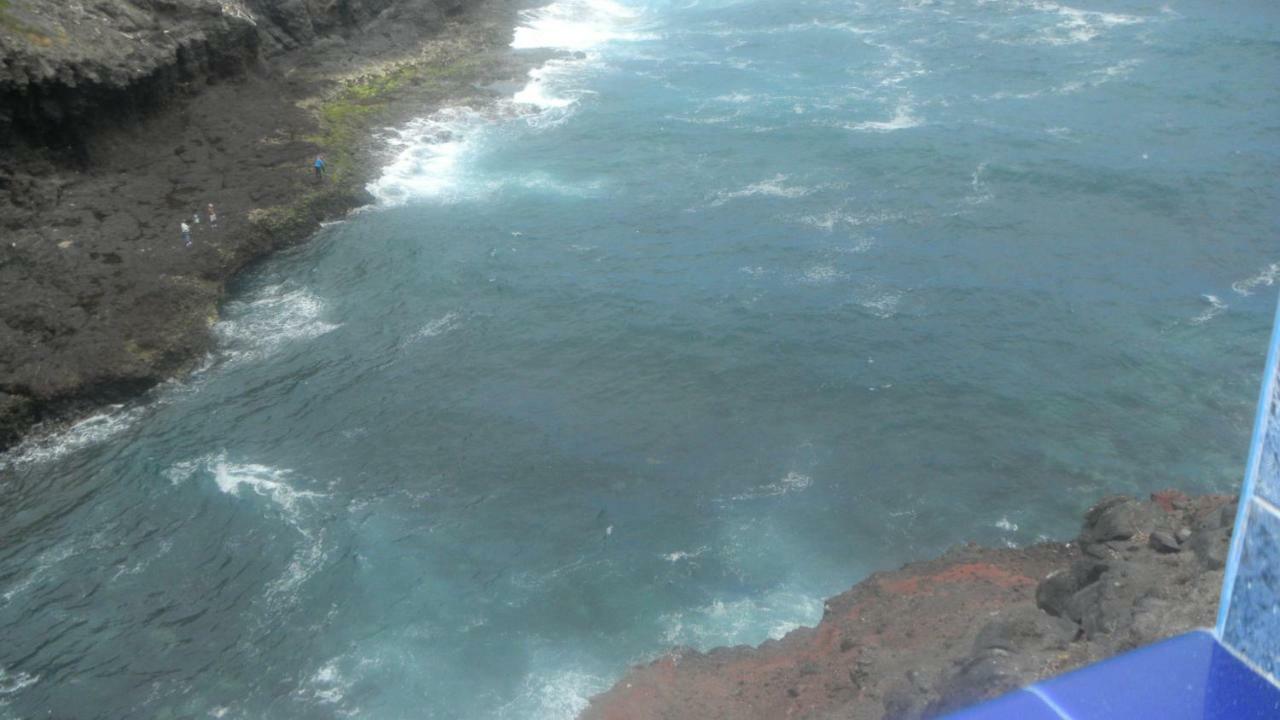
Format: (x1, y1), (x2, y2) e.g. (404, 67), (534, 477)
(663, 546), (709, 563)
(299, 660), (350, 706)
(1, 543), (74, 604)
(984, 59), (1139, 102)
(215, 283), (339, 363)
(497, 669), (609, 720)
(855, 285), (903, 319)
(0, 668), (38, 697)
(663, 111), (741, 125)
(800, 208), (903, 232)
(731, 471), (813, 501)
(0, 404), (146, 471)
(800, 265), (846, 285)
(866, 42), (928, 87)
(210, 458), (324, 514)
(368, 107), (485, 205)
(511, 0), (648, 52)
(782, 19), (877, 36)
(172, 454), (330, 604)
(1025, 1), (1145, 46)
(372, 0), (650, 204)
(966, 161), (994, 205)
(995, 516), (1019, 532)
(659, 590), (823, 649)
(843, 101), (922, 132)
(708, 174), (814, 207)
(1191, 294), (1227, 325)
(1232, 263), (1280, 297)
(411, 312), (462, 342)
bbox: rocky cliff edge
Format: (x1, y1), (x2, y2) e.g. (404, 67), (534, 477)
(0, 0), (530, 449)
(582, 490), (1235, 720)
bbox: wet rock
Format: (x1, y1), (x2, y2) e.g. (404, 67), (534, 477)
(1149, 530), (1181, 553)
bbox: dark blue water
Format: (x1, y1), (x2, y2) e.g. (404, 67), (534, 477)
(2, 0), (1278, 717)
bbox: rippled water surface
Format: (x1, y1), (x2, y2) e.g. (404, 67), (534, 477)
(3, 1), (1279, 717)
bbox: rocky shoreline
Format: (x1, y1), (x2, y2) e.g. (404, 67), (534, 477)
(582, 490), (1235, 719)
(0, 0), (544, 451)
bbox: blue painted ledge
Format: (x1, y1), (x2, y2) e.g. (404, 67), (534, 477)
(945, 630), (1280, 720)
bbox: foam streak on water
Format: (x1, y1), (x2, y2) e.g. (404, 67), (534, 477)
(2, 1), (1277, 718)
(369, 0), (652, 205)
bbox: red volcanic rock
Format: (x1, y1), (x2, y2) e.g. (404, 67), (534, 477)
(582, 492), (1235, 720)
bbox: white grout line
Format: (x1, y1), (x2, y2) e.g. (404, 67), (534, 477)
(1256, 494), (1280, 521)
(1214, 629), (1280, 691)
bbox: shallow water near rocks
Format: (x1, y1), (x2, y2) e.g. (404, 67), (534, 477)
(2, 1), (1279, 718)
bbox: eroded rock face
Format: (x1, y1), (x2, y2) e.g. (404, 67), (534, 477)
(0, 1), (260, 149)
(0, 0), (517, 449)
(581, 491), (1234, 720)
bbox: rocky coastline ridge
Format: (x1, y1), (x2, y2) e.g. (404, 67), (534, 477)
(0, 0), (540, 449)
(582, 490), (1236, 719)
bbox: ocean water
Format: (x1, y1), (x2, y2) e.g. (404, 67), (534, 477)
(2, 1), (1279, 717)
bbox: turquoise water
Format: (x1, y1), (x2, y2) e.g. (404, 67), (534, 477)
(2, 1), (1279, 717)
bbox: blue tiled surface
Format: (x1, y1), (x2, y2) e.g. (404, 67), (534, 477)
(1219, 293), (1280, 681)
(1257, 377), (1280, 507)
(1224, 501), (1280, 680)
(946, 631), (1280, 720)
(942, 688), (1061, 720)
(952, 296), (1280, 720)
(1037, 631), (1279, 720)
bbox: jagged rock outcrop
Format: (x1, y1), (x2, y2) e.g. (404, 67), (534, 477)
(581, 490), (1234, 720)
(0, 0), (521, 450)
(0, 0), (470, 150)
(0, 1), (256, 149)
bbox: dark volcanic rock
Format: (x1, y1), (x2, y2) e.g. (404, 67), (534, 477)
(0, 0), (532, 450)
(1036, 558), (1108, 618)
(582, 492), (1234, 720)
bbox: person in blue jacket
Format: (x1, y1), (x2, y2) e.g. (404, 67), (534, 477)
(314, 155), (327, 180)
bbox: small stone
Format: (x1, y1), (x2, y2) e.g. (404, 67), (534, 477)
(1176, 527), (1192, 543)
(1149, 531), (1181, 554)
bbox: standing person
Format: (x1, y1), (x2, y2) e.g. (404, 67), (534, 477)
(180, 221), (192, 247)
(207, 203), (218, 227)
(314, 155), (327, 181)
